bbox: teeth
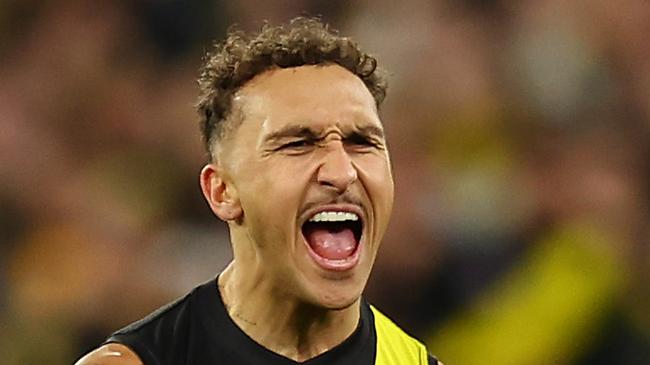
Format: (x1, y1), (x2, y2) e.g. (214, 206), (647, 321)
(309, 211), (359, 223)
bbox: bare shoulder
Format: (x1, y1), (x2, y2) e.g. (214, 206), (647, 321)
(74, 343), (143, 365)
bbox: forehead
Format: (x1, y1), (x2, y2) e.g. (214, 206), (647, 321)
(234, 65), (381, 135)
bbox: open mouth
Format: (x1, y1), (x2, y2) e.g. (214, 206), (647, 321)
(301, 211), (363, 270)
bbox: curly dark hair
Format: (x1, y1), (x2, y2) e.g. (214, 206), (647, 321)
(196, 17), (388, 160)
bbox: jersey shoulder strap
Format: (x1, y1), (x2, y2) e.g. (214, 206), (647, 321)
(370, 305), (429, 365)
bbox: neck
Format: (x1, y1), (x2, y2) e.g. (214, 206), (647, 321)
(218, 262), (361, 362)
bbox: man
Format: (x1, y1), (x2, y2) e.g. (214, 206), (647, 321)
(75, 17), (440, 365)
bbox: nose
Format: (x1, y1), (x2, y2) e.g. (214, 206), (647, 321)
(317, 141), (358, 192)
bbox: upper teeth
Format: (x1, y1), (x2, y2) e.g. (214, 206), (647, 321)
(309, 211), (359, 222)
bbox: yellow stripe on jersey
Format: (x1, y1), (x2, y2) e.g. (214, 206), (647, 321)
(371, 306), (429, 365)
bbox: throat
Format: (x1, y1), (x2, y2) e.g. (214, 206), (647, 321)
(218, 269), (361, 362)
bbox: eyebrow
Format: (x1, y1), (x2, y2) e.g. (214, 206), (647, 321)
(263, 126), (319, 144)
(263, 124), (385, 144)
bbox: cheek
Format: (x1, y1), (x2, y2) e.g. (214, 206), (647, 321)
(354, 154), (395, 236)
(236, 158), (314, 229)
(356, 154), (395, 202)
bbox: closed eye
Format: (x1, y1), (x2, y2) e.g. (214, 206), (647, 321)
(276, 139), (313, 151)
(344, 134), (381, 149)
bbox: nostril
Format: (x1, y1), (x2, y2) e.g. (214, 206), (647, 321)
(316, 160), (357, 191)
(317, 171), (357, 191)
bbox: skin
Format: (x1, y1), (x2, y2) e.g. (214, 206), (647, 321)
(75, 343), (143, 365)
(75, 64), (394, 364)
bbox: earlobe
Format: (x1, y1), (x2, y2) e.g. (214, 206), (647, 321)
(199, 164), (243, 222)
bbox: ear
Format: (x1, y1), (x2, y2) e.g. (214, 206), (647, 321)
(200, 164), (243, 222)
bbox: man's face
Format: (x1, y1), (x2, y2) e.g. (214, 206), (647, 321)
(216, 64), (394, 309)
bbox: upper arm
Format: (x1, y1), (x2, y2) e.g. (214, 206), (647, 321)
(74, 343), (144, 365)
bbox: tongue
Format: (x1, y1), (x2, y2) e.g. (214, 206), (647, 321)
(305, 227), (357, 260)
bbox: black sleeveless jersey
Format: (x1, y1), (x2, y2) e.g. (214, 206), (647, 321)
(105, 278), (439, 365)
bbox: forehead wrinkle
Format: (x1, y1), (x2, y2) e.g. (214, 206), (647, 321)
(261, 121), (385, 146)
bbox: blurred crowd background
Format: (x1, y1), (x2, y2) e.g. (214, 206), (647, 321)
(1, 0), (649, 364)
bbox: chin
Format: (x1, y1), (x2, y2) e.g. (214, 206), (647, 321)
(305, 275), (366, 311)
(315, 293), (360, 311)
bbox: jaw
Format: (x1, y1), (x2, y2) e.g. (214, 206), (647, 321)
(228, 217), (369, 310)
(293, 228), (375, 310)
